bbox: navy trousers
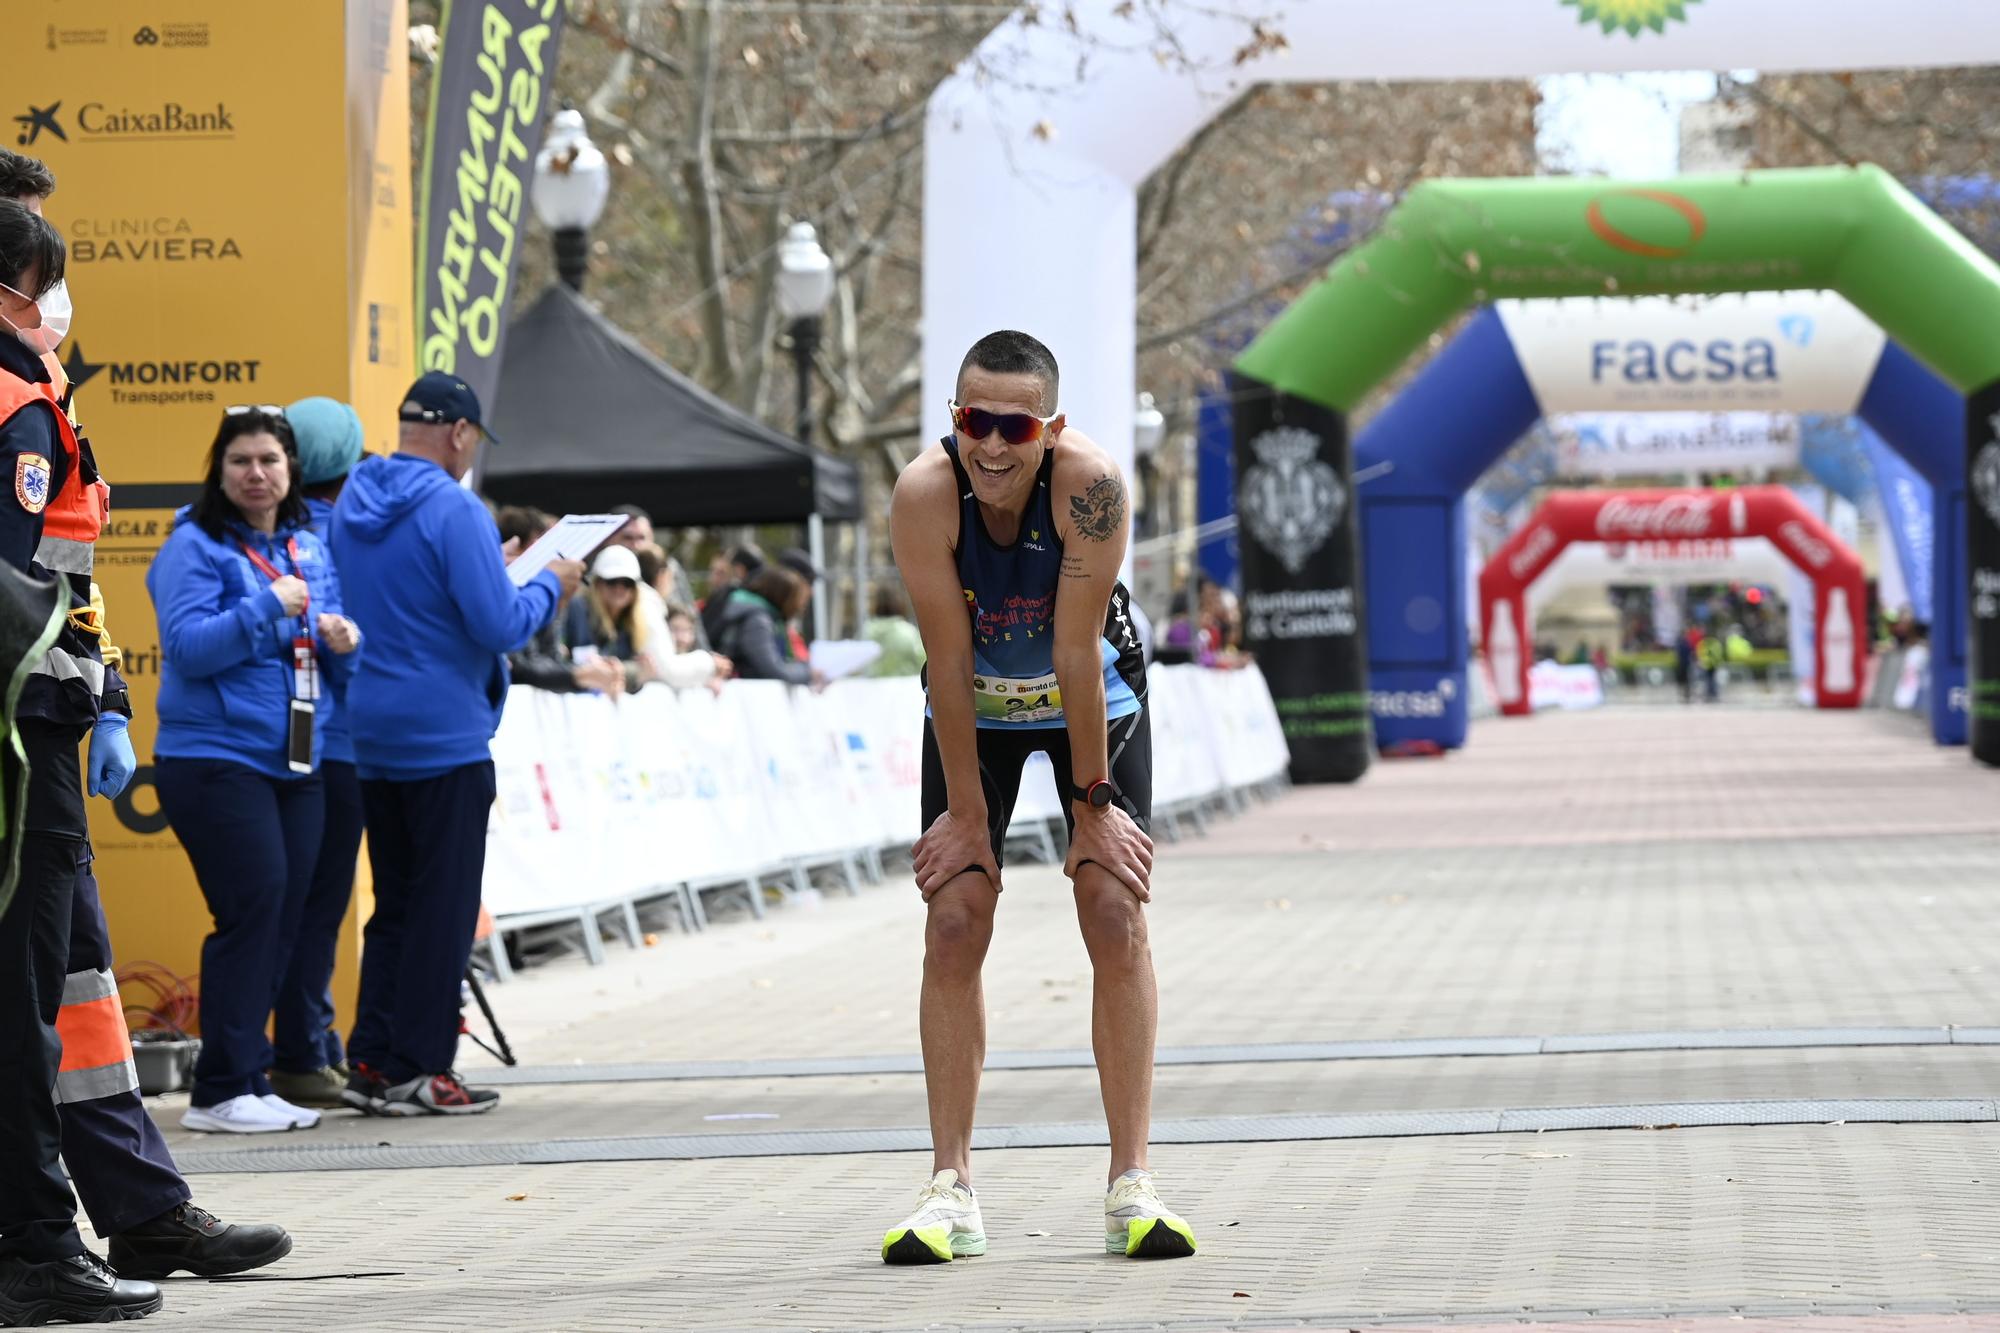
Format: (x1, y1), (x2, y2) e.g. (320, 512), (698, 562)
(0, 833), (85, 1262)
(60, 849), (188, 1239)
(155, 758), (324, 1108)
(348, 762), (495, 1085)
(274, 760), (363, 1074)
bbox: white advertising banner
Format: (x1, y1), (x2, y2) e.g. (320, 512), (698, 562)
(1529, 537), (1792, 620)
(1546, 412), (1802, 478)
(480, 666), (1289, 923)
(1497, 291), (1886, 414)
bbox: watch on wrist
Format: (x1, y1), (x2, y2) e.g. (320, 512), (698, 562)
(1070, 779), (1115, 809)
(101, 688), (132, 717)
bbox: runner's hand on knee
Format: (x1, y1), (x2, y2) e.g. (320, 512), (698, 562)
(1064, 805), (1152, 902)
(913, 808), (1000, 901)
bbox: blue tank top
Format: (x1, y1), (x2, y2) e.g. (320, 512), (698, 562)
(938, 438), (1143, 730)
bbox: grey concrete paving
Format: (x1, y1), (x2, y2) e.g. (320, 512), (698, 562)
(113, 705), (2000, 1329)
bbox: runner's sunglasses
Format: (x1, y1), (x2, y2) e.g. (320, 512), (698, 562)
(949, 400), (1063, 446)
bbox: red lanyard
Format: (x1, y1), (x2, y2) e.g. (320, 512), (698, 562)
(239, 537), (311, 632)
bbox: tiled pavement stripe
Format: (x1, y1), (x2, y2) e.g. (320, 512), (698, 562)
(476, 1026), (1998, 1084)
(170, 1096), (2000, 1174)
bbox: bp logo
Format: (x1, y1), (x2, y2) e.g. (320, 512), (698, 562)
(1974, 419), (2000, 531)
(1239, 427), (1344, 577)
(1562, 0), (1701, 36)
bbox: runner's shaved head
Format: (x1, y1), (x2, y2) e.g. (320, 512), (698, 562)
(958, 330), (1059, 414)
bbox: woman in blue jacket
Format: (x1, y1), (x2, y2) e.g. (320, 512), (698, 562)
(146, 406), (360, 1136)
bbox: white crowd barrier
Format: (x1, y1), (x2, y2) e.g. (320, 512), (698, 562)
(481, 663), (1290, 960)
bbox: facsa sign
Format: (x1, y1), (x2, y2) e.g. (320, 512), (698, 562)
(1497, 290), (1886, 413)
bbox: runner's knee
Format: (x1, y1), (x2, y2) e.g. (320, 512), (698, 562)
(925, 888), (994, 971)
(1075, 875), (1147, 959)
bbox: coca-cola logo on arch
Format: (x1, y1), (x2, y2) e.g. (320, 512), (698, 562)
(1593, 494), (1716, 540)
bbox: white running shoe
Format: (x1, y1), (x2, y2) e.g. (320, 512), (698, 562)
(258, 1093), (322, 1129)
(181, 1094), (297, 1135)
(881, 1169), (986, 1264)
(1105, 1169), (1196, 1258)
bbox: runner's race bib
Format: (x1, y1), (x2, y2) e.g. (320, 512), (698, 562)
(973, 671), (1064, 723)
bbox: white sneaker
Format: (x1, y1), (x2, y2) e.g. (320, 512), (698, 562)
(1105, 1169), (1196, 1257)
(258, 1093), (322, 1129)
(881, 1169), (986, 1263)
(181, 1094), (297, 1135)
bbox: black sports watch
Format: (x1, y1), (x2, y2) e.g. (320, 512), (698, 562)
(101, 688), (132, 718)
(1070, 779), (1115, 809)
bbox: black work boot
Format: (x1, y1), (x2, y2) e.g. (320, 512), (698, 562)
(107, 1202), (293, 1279)
(0, 1250), (162, 1324)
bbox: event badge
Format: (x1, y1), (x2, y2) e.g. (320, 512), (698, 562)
(292, 638), (320, 702)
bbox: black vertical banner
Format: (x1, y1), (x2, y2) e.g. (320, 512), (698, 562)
(1227, 373), (1371, 783)
(1968, 379), (2000, 768)
(417, 0), (568, 413)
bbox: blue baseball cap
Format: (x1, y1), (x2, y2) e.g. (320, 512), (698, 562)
(398, 371), (499, 444)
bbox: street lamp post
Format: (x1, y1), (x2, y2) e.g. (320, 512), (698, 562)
(531, 108), (610, 291)
(776, 222), (836, 641)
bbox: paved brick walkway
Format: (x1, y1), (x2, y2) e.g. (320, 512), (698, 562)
(119, 705), (2000, 1330)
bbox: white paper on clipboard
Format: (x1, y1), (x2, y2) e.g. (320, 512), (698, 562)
(506, 514), (631, 586)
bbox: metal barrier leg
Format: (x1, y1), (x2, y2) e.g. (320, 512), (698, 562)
(680, 884), (706, 932)
(485, 934), (513, 983)
(863, 846), (885, 884)
(1035, 820), (1060, 866)
(840, 853), (862, 897)
(742, 874), (767, 920)
(578, 910), (607, 967)
(621, 899), (644, 949)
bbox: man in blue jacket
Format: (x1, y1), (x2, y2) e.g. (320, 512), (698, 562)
(330, 373), (581, 1116)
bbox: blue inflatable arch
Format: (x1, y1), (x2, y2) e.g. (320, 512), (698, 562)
(1355, 308), (1968, 751)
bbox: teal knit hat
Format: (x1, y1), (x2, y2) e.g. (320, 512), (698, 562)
(286, 397), (365, 486)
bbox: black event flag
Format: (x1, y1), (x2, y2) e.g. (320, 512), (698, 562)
(416, 0), (568, 413)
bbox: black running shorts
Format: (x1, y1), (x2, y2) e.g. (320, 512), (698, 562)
(918, 706), (1152, 870)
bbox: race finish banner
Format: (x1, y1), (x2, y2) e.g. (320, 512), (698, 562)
(417, 0), (567, 413)
(21, 0), (412, 1019)
(1968, 379), (2000, 765)
(1227, 374), (1369, 783)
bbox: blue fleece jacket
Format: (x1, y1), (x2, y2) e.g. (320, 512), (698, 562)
(147, 507), (356, 779)
(330, 454), (560, 780)
(303, 496), (355, 766)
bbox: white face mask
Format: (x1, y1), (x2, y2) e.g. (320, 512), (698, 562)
(0, 279), (71, 355)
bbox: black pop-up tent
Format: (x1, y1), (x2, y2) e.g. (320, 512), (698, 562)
(481, 284), (860, 525)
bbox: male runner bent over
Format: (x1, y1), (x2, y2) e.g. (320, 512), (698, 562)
(881, 330), (1195, 1264)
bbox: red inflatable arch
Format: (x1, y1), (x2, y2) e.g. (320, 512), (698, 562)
(1478, 487), (1867, 716)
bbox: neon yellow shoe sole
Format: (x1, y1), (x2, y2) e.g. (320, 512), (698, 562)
(1110, 1216), (1196, 1258)
(882, 1225), (986, 1264)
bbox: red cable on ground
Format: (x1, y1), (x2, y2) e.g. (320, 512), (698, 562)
(116, 960), (199, 1039)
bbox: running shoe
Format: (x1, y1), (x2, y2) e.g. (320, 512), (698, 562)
(341, 1061), (391, 1115)
(1105, 1169), (1196, 1258)
(181, 1093), (296, 1135)
(881, 1169), (986, 1264)
(268, 1064), (348, 1108)
(257, 1093), (322, 1129)
(380, 1070), (500, 1116)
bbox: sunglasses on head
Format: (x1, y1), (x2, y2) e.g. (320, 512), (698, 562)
(225, 404), (285, 418)
(949, 400), (1062, 446)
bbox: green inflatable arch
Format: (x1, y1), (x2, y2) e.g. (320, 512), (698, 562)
(1227, 164), (2000, 778)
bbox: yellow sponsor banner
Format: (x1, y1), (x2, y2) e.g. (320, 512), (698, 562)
(21, 1), (412, 1030)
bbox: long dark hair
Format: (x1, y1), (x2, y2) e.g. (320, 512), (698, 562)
(190, 408), (309, 540)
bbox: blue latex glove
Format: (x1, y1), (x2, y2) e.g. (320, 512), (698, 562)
(88, 712), (136, 799)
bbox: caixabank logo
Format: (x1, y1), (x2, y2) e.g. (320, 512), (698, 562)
(13, 98), (236, 148)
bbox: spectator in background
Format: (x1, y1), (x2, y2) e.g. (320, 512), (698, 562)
(778, 547), (820, 657)
(269, 396), (368, 1112)
(633, 544), (731, 688)
(701, 543), (764, 646)
(147, 406), (360, 1135)
(331, 373), (582, 1117)
(668, 608), (700, 655)
(1156, 589), (1208, 667)
(563, 546), (659, 695)
(715, 565), (819, 687)
(864, 584), (926, 678)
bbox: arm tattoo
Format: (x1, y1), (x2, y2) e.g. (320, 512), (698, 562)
(1061, 553), (1089, 581)
(1068, 475), (1125, 542)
